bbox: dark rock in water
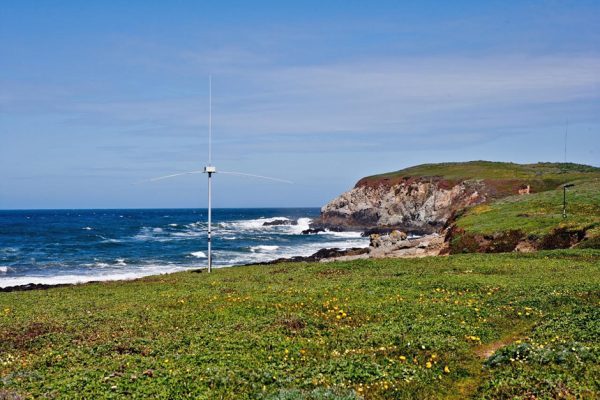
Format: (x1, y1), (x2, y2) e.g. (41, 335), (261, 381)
(263, 219), (298, 226)
(301, 228), (325, 235)
(244, 247), (369, 266)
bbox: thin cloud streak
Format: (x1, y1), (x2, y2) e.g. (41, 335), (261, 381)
(5, 54), (596, 140)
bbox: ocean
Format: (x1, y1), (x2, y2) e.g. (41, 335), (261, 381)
(0, 208), (368, 288)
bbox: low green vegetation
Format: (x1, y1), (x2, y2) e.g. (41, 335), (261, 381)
(1, 251), (599, 399)
(366, 161), (600, 183)
(456, 178), (600, 239)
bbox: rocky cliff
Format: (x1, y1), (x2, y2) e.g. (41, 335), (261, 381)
(311, 177), (490, 234)
(311, 161), (600, 236)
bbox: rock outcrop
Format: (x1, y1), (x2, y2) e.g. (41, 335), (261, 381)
(321, 231), (446, 263)
(311, 177), (490, 234)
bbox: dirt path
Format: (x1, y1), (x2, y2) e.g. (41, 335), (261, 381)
(448, 324), (534, 399)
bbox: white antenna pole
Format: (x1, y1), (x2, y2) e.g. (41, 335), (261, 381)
(207, 168), (212, 273)
(209, 75), (212, 166)
(205, 75), (215, 273)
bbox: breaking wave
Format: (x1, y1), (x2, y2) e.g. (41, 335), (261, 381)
(190, 251), (207, 258)
(250, 245), (279, 252)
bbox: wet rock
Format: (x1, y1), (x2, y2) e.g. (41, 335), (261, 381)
(301, 228), (325, 235)
(243, 247), (369, 266)
(263, 219), (298, 226)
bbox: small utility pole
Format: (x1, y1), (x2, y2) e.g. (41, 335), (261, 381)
(562, 183), (575, 218)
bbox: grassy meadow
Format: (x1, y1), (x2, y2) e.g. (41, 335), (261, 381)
(455, 178), (600, 239)
(1, 250), (599, 399)
(365, 161), (600, 184)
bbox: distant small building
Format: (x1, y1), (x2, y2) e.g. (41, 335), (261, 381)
(518, 185), (530, 195)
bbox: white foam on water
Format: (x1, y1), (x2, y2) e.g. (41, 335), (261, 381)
(115, 259), (127, 266)
(250, 245), (279, 253)
(318, 230), (363, 238)
(171, 231), (203, 238)
(0, 264), (197, 289)
(152, 227), (163, 233)
(168, 223), (179, 227)
(0, 267), (8, 274)
(289, 218), (312, 234)
(100, 237), (122, 244)
(82, 227), (93, 231)
(221, 217), (291, 231)
(190, 251), (207, 258)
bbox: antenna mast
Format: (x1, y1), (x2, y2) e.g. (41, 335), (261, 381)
(204, 75), (216, 273)
(209, 75), (212, 166)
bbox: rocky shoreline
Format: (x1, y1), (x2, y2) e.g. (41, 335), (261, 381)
(244, 230), (446, 266)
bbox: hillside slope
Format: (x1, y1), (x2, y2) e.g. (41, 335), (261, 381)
(449, 178), (600, 253)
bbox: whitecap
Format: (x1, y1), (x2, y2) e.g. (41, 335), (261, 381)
(103, 238), (122, 244)
(0, 264), (202, 289)
(115, 259), (127, 266)
(221, 217), (292, 231)
(289, 218), (312, 234)
(171, 231), (203, 238)
(318, 230), (363, 238)
(190, 251), (207, 258)
(0, 266), (8, 274)
(250, 245), (279, 253)
(168, 223), (179, 227)
(152, 227), (163, 233)
(82, 227), (93, 231)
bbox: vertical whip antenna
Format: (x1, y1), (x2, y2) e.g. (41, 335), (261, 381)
(204, 74), (216, 273)
(209, 74), (212, 166)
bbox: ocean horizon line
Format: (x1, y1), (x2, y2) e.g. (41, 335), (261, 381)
(0, 206), (322, 212)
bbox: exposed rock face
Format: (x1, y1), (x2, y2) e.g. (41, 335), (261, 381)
(321, 232), (446, 262)
(312, 178), (489, 234)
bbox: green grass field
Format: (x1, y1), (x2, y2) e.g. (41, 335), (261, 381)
(365, 161), (600, 183)
(455, 178), (600, 238)
(1, 251), (599, 399)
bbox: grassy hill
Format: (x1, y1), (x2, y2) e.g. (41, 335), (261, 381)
(1, 251), (599, 399)
(364, 161), (600, 182)
(359, 161), (600, 197)
(456, 178), (600, 237)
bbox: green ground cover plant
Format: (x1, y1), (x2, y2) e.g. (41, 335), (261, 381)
(1, 250), (599, 399)
(366, 161), (600, 183)
(456, 178), (600, 236)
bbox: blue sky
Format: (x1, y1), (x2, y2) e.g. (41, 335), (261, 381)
(1, 1), (599, 209)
